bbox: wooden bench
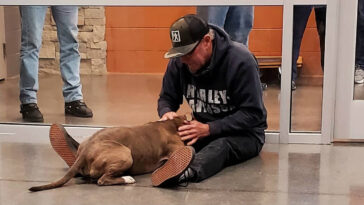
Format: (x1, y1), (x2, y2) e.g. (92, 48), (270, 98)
(256, 56), (303, 70)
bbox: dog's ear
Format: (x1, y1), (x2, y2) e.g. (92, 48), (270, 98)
(184, 113), (194, 122)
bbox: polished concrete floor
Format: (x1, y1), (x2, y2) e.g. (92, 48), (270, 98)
(354, 83), (364, 100)
(0, 73), (326, 132)
(1, 132), (364, 205)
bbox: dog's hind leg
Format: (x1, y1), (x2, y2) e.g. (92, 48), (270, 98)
(97, 160), (135, 186)
(98, 174), (136, 186)
(96, 145), (134, 186)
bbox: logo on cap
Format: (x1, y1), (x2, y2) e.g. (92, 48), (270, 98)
(171, 30), (181, 43)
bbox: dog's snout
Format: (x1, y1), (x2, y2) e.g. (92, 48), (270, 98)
(185, 113), (193, 122)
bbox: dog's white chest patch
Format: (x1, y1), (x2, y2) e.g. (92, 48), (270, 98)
(122, 176), (136, 184)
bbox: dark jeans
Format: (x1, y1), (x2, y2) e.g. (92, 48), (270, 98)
(292, 6), (326, 81)
(189, 133), (264, 182)
(356, 0), (364, 67)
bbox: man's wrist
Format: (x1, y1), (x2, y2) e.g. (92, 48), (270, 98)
(204, 123), (210, 136)
(206, 121), (221, 136)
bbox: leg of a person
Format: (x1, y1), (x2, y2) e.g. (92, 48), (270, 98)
(190, 134), (263, 182)
(314, 6), (326, 70)
(51, 6), (83, 103)
(292, 6), (312, 82)
(196, 6), (229, 28)
(356, 0), (364, 67)
(19, 6), (48, 104)
(224, 6), (254, 46)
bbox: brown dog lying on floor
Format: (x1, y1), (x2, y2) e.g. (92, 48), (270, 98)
(29, 114), (194, 192)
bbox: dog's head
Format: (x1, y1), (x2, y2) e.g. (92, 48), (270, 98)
(171, 113), (194, 127)
(184, 113), (194, 122)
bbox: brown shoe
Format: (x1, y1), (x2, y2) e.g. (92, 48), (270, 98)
(151, 146), (194, 187)
(49, 124), (78, 167)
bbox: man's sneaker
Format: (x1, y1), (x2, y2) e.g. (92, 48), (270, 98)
(354, 65), (364, 84)
(49, 124), (79, 167)
(20, 103), (44, 122)
(65, 100), (93, 118)
(177, 167), (196, 185)
(261, 83), (268, 91)
(291, 81), (297, 90)
(151, 146), (195, 187)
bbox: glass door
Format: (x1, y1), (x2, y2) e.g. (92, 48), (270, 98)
(279, 0), (335, 144)
(335, 0), (364, 140)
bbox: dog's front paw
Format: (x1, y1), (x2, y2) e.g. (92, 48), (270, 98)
(122, 176), (136, 184)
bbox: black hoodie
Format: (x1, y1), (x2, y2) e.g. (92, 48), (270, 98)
(158, 25), (267, 143)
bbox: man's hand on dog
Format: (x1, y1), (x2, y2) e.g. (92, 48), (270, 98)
(160, 112), (210, 145)
(160, 112), (178, 121)
(178, 120), (210, 145)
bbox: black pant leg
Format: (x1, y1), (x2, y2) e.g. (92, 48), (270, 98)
(292, 6), (313, 81)
(314, 7), (326, 70)
(190, 134), (263, 182)
(356, 0), (364, 66)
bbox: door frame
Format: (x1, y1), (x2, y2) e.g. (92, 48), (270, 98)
(271, 0), (335, 144)
(0, 6), (7, 80)
(334, 0), (364, 140)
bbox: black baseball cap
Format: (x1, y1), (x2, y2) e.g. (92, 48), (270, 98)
(164, 14), (209, 59)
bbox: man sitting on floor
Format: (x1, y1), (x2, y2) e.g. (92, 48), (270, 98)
(151, 14), (267, 186)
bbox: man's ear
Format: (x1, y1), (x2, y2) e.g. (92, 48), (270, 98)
(202, 34), (211, 44)
(184, 113), (193, 122)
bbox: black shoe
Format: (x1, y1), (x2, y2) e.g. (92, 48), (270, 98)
(291, 81), (297, 90)
(20, 103), (44, 122)
(177, 167), (196, 186)
(65, 100), (93, 118)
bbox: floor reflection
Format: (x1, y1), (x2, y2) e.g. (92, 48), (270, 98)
(354, 83), (364, 100)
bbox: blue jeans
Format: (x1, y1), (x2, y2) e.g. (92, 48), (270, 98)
(356, 0), (364, 67)
(19, 6), (83, 104)
(291, 6), (326, 82)
(196, 6), (254, 46)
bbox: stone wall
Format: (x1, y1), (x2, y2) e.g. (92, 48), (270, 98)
(39, 6), (107, 75)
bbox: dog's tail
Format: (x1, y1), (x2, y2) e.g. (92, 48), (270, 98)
(28, 154), (84, 192)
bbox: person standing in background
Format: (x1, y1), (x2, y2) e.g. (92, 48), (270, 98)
(354, 0), (364, 84)
(196, 6), (270, 90)
(291, 6), (326, 90)
(196, 6), (254, 46)
(19, 6), (93, 122)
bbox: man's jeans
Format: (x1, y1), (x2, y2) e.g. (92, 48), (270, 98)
(197, 6), (254, 46)
(19, 6), (83, 104)
(356, 0), (364, 68)
(190, 131), (264, 182)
